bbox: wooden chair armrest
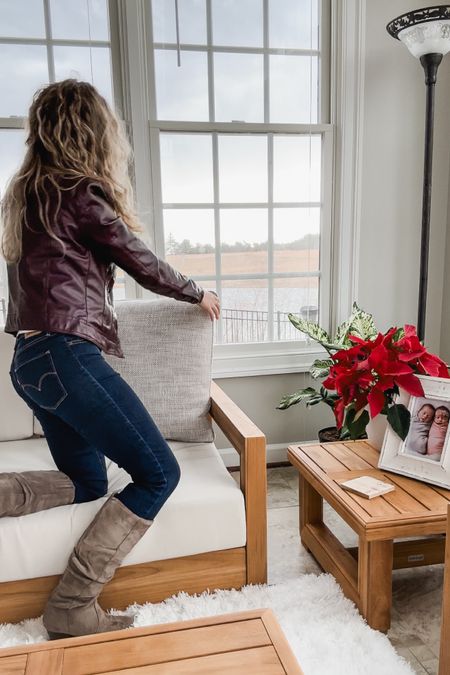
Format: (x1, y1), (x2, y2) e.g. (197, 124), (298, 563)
(209, 380), (265, 455)
(209, 380), (267, 584)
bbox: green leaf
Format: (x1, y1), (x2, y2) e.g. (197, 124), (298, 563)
(306, 395), (326, 407)
(339, 407), (355, 439)
(319, 386), (340, 409)
(339, 427), (352, 440)
(310, 358), (334, 379)
(288, 313), (331, 347)
(333, 316), (355, 346)
(350, 409), (370, 440)
(387, 404), (411, 440)
(332, 302), (377, 347)
(277, 387), (319, 410)
(346, 302), (378, 341)
(341, 407), (370, 440)
(391, 327), (404, 343)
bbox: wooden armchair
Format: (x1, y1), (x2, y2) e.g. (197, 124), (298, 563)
(0, 381), (267, 624)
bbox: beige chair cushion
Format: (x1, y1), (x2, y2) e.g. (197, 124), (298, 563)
(105, 299), (214, 442)
(0, 332), (34, 441)
(0, 437), (246, 583)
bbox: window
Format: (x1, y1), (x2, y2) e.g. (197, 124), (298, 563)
(0, 0), (124, 324)
(0, 0), (332, 359)
(149, 0), (332, 346)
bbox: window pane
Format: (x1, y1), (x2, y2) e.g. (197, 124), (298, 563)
(50, 0), (109, 41)
(220, 209), (267, 274)
(269, 0), (319, 50)
(54, 46), (113, 105)
(0, 45), (48, 117)
(0, 130), (27, 199)
(218, 135), (267, 203)
(160, 134), (213, 203)
(164, 208), (215, 275)
(152, 0), (206, 45)
(113, 269), (126, 301)
(214, 53), (263, 123)
(273, 276), (319, 340)
(155, 50), (208, 121)
(273, 208), (320, 273)
(0, 0), (46, 38)
(221, 279), (268, 343)
(212, 0), (263, 47)
(273, 135), (321, 202)
(270, 55), (318, 123)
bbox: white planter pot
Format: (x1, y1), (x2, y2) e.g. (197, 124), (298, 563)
(366, 414), (388, 451)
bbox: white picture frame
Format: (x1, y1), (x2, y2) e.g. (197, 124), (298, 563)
(378, 375), (450, 489)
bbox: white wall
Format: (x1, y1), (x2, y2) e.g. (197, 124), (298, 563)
(441, 194), (450, 363)
(213, 373), (336, 461)
(357, 0), (450, 352)
(215, 1), (450, 456)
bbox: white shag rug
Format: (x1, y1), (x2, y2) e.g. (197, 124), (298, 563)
(0, 574), (414, 675)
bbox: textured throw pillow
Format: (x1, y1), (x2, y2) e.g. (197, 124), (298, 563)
(105, 298), (214, 442)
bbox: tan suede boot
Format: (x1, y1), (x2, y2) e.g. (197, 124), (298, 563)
(43, 495), (152, 639)
(0, 471), (75, 517)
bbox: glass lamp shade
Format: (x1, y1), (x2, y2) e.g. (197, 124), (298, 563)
(387, 6), (450, 58)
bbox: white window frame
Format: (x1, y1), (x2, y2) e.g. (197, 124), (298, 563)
(117, 0), (337, 377)
(1, 0), (366, 378)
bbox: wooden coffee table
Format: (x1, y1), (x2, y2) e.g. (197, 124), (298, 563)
(0, 609), (303, 674)
(288, 440), (450, 632)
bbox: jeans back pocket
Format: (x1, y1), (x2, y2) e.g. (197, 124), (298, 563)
(15, 350), (68, 411)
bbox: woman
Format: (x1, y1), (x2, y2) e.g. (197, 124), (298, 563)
(0, 79), (220, 640)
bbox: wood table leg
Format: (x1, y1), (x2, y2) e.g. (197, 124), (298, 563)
(299, 475), (323, 549)
(358, 538), (393, 632)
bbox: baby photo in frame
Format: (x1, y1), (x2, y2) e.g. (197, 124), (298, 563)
(379, 375), (450, 489)
(402, 397), (450, 462)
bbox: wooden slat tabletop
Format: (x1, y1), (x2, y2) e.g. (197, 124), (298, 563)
(288, 441), (450, 538)
(0, 610), (304, 675)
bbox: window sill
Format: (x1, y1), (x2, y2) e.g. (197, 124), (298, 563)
(212, 341), (325, 378)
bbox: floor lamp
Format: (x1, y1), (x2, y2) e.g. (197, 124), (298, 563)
(387, 6), (450, 341)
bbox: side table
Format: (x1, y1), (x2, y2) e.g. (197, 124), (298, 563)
(288, 440), (450, 631)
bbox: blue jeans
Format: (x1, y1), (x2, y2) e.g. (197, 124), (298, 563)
(9, 332), (180, 520)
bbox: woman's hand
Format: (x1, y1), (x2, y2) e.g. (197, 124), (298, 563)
(200, 290), (221, 321)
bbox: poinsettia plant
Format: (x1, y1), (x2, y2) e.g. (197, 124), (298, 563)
(277, 303), (449, 441)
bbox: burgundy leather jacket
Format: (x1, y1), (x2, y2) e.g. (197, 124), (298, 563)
(4, 178), (204, 357)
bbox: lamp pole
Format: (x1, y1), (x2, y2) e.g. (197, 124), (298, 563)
(387, 6), (450, 342)
(418, 53), (442, 341)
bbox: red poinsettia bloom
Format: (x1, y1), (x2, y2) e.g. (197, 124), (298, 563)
(323, 324), (449, 429)
(333, 398), (346, 429)
(394, 325), (448, 377)
(367, 374), (395, 418)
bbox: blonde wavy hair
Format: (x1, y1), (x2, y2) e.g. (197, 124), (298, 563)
(1, 79), (142, 263)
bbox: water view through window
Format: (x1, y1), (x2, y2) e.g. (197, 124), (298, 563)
(151, 0), (325, 344)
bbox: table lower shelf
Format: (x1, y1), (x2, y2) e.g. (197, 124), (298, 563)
(301, 520), (445, 632)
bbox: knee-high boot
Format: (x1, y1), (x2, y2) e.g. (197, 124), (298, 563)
(43, 495), (152, 639)
(0, 471), (74, 517)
